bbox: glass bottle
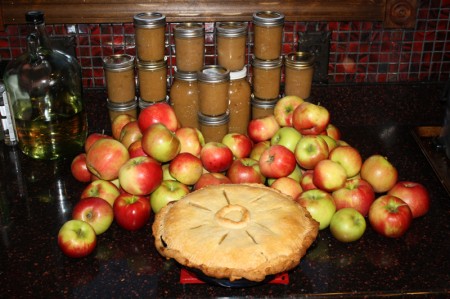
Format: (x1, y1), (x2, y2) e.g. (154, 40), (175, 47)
(3, 11), (88, 160)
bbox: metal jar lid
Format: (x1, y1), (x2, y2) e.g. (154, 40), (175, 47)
(216, 22), (248, 38)
(103, 54), (135, 71)
(198, 110), (230, 125)
(174, 23), (205, 38)
(174, 70), (198, 82)
(197, 65), (230, 83)
(251, 56), (283, 69)
(137, 58), (167, 71)
(252, 11), (285, 27)
(284, 52), (315, 69)
(107, 98), (138, 110)
(251, 95), (279, 107)
(133, 12), (166, 28)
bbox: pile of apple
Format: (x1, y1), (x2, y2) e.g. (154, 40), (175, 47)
(58, 96), (430, 258)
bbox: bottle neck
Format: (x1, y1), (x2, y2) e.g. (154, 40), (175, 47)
(27, 22), (52, 50)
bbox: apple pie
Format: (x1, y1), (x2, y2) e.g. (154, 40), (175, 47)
(152, 183), (319, 282)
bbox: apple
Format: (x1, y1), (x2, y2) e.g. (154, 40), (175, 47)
(200, 142), (234, 173)
(326, 123), (342, 141)
(119, 120), (143, 149)
(387, 181), (430, 218)
(118, 156), (163, 196)
(294, 135), (329, 170)
(111, 114), (136, 140)
(169, 152), (204, 185)
(249, 140), (271, 161)
(332, 178), (375, 217)
(368, 194), (413, 238)
(150, 180), (190, 213)
(226, 158), (265, 184)
(128, 139), (148, 158)
(113, 193), (151, 231)
(138, 101), (179, 132)
(329, 208), (366, 243)
(313, 159), (347, 192)
(84, 132), (113, 153)
(296, 189), (336, 230)
(86, 138), (130, 181)
(247, 114), (280, 143)
(175, 127), (205, 157)
(162, 163), (176, 181)
(318, 135), (338, 152)
(81, 179), (121, 207)
(141, 123), (181, 163)
(273, 95), (304, 127)
(270, 177), (303, 200)
(301, 169), (317, 191)
(72, 197), (114, 235)
(292, 102), (330, 135)
(71, 153), (92, 183)
(329, 145), (363, 178)
(270, 127), (302, 152)
(287, 164), (303, 183)
(222, 133), (253, 159)
(58, 219), (97, 258)
(193, 172), (232, 190)
(259, 144), (297, 179)
(360, 154), (398, 193)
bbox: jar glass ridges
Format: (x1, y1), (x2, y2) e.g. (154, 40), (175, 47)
(103, 54), (136, 103)
(251, 56), (283, 100)
(253, 11), (285, 60)
(197, 65), (230, 116)
(284, 51), (315, 99)
(134, 12), (166, 62)
(216, 22), (248, 72)
(107, 98), (138, 124)
(198, 111), (230, 143)
(137, 58), (167, 102)
(174, 23), (205, 72)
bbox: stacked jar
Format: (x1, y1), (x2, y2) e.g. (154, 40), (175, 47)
(251, 11), (285, 119)
(134, 12), (168, 108)
(284, 51), (315, 100)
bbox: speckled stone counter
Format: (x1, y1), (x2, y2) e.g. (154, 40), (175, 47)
(1, 82), (449, 298)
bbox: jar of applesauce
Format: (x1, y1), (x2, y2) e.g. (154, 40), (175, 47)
(198, 65), (230, 116)
(198, 111), (230, 143)
(137, 58), (167, 102)
(174, 23), (205, 72)
(216, 22), (248, 72)
(103, 54), (136, 103)
(253, 11), (284, 60)
(284, 51), (315, 99)
(107, 99), (138, 124)
(251, 95), (278, 119)
(228, 67), (251, 135)
(169, 70), (199, 128)
(133, 12), (166, 62)
(251, 56), (283, 100)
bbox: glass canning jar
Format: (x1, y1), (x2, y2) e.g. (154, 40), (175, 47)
(216, 22), (248, 72)
(103, 54), (136, 103)
(253, 11), (285, 60)
(251, 56), (283, 100)
(133, 12), (166, 62)
(174, 23), (205, 72)
(137, 58), (167, 102)
(284, 51), (315, 100)
(197, 65), (230, 116)
(169, 70), (199, 129)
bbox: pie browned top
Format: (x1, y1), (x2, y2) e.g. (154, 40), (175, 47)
(152, 183), (319, 282)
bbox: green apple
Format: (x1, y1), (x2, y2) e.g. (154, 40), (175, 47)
(330, 208), (366, 242)
(296, 189), (336, 230)
(271, 127), (302, 152)
(150, 180), (190, 213)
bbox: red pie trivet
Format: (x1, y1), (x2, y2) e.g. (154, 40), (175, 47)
(180, 268), (289, 285)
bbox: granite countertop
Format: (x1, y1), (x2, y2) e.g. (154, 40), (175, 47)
(1, 82), (449, 298)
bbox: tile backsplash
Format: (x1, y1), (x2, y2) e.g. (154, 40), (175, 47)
(0, 0), (448, 88)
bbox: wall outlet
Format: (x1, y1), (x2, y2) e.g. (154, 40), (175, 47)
(298, 31), (331, 83)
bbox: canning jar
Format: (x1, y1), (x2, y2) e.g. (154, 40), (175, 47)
(216, 22), (248, 72)
(251, 96), (278, 119)
(228, 67), (251, 135)
(253, 11), (284, 60)
(198, 111), (230, 143)
(284, 52), (315, 99)
(137, 59), (167, 102)
(138, 97), (168, 110)
(174, 23), (205, 72)
(134, 12), (166, 62)
(103, 54), (136, 103)
(107, 99), (138, 124)
(251, 56), (282, 100)
(198, 65), (230, 116)
(169, 70), (199, 128)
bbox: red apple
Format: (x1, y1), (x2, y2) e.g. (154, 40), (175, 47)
(71, 153), (92, 183)
(360, 154), (398, 193)
(296, 189), (336, 230)
(247, 114), (280, 143)
(111, 114), (136, 140)
(329, 145), (362, 178)
(387, 181), (430, 218)
(271, 126), (302, 152)
(249, 140), (271, 161)
(313, 159), (347, 192)
(332, 178), (375, 217)
(368, 194), (413, 238)
(270, 177), (303, 200)
(150, 180), (190, 213)
(58, 219), (97, 258)
(84, 132), (113, 153)
(301, 169), (317, 191)
(259, 144), (296, 179)
(326, 123), (342, 141)
(128, 139), (148, 158)
(81, 179), (121, 207)
(72, 197), (114, 235)
(222, 133), (253, 159)
(330, 208), (366, 243)
(273, 95), (304, 127)
(200, 142), (234, 173)
(86, 138), (130, 181)
(141, 123), (181, 163)
(138, 102), (179, 132)
(292, 102), (330, 135)
(118, 156), (163, 196)
(119, 120), (143, 149)
(175, 127), (205, 157)
(226, 157), (265, 184)
(169, 152), (204, 185)
(294, 135), (329, 170)
(113, 193), (151, 231)
(193, 173), (232, 190)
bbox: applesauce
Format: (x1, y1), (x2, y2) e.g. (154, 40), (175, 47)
(107, 99), (138, 124)
(174, 23), (205, 72)
(198, 111), (229, 143)
(198, 65), (230, 116)
(137, 59), (167, 102)
(251, 57), (282, 100)
(251, 96), (278, 119)
(169, 70), (199, 129)
(103, 54), (136, 103)
(253, 11), (285, 60)
(284, 52), (315, 99)
(228, 67), (251, 135)
(134, 12), (166, 62)
(216, 22), (248, 72)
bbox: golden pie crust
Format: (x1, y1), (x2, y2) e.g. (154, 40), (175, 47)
(152, 183), (319, 282)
